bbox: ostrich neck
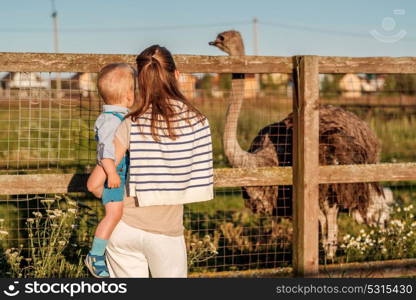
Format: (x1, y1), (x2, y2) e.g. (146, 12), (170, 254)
(223, 47), (259, 167)
(223, 78), (249, 167)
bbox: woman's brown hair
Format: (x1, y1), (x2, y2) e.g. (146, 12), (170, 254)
(127, 45), (206, 141)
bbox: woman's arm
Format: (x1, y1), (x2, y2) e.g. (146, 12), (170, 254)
(114, 137), (128, 166)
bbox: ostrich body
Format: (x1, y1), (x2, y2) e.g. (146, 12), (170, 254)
(210, 30), (391, 259)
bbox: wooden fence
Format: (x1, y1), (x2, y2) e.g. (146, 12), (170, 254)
(1, 52), (416, 277)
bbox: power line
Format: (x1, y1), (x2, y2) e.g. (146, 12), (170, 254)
(2, 18), (414, 43)
(0, 21), (251, 33)
(260, 20), (416, 42)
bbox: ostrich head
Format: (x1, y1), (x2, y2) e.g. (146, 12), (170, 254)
(209, 30), (245, 56)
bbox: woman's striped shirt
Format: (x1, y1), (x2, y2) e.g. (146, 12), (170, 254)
(126, 100), (214, 207)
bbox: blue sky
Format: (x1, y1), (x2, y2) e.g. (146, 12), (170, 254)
(0, 0), (415, 57)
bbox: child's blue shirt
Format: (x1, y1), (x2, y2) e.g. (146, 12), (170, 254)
(94, 105), (129, 163)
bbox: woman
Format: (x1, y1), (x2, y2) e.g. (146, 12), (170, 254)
(106, 45), (214, 277)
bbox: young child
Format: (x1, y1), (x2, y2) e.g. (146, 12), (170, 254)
(85, 63), (136, 278)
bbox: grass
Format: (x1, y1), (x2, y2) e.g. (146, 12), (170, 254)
(1, 96), (415, 174)
(0, 95), (415, 276)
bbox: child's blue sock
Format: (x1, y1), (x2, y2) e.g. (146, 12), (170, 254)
(90, 237), (108, 256)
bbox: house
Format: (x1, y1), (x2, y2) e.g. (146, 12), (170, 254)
(339, 74), (362, 98)
(208, 74), (260, 99)
(178, 73), (197, 99)
(0, 72), (50, 90)
(339, 73), (385, 98)
(244, 74), (260, 99)
(70, 73), (97, 97)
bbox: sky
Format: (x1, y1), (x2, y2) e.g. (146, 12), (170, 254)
(0, 0), (415, 57)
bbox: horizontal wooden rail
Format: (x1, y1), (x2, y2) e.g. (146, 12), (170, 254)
(0, 52), (293, 73)
(319, 56), (416, 74)
(0, 163), (415, 195)
(1, 52), (416, 74)
(0, 173), (89, 195)
(189, 258), (416, 278)
(320, 163), (416, 183)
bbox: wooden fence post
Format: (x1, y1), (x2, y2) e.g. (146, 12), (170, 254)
(292, 55), (320, 277)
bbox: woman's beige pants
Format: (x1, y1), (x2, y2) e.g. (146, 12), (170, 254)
(106, 220), (187, 278)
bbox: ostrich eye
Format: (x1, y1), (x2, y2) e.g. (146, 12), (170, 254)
(218, 35), (224, 41)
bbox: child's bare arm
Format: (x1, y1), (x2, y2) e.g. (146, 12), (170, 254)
(101, 158), (120, 188)
(99, 137), (127, 189)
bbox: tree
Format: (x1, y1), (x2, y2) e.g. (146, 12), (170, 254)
(196, 74), (213, 98)
(383, 74), (416, 95)
(321, 74), (343, 98)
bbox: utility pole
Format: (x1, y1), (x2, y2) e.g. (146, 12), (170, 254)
(252, 17), (260, 96)
(252, 17), (259, 56)
(51, 0), (61, 98)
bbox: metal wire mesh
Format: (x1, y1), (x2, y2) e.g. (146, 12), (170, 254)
(318, 73), (416, 267)
(0, 72), (101, 174)
(183, 73), (293, 272)
(0, 70), (294, 276)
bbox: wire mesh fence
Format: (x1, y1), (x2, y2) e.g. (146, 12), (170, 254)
(182, 72), (293, 273)
(0, 72), (100, 174)
(0, 69), (294, 276)
(318, 73), (416, 269)
(0, 54), (415, 278)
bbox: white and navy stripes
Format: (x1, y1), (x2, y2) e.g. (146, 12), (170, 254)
(128, 100), (214, 206)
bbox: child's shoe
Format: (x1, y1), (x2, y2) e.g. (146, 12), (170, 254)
(85, 253), (110, 278)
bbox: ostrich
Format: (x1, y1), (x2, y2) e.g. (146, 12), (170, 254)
(209, 30), (393, 259)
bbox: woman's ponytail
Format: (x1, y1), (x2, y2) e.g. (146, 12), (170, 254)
(127, 45), (206, 141)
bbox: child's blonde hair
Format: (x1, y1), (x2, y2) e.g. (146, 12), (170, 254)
(97, 63), (136, 105)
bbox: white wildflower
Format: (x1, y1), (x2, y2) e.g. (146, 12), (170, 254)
(67, 200), (77, 207)
(53, 209), (63, 217)
(32, 212), (42, 218)
(40, 199), (55, 205)
(67, 208), (77, 214)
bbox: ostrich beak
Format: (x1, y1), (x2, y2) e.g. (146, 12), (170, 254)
(209, 37), (227, 54)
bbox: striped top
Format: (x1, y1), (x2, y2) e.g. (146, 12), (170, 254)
(127, 99), (214, 207)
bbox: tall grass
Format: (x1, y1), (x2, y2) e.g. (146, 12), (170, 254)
(0, 195), (92, 278)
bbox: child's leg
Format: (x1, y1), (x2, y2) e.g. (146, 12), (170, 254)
(94, 202), (124, 241)
(86, 202), (123, 278)
(91, 155), (127, 249)
(87, 165), (107, 198)
(86, 156), (127, 278)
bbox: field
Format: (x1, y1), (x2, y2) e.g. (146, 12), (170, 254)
(0, 92), (415, 276)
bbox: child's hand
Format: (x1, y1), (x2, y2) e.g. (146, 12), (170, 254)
(107, 171), (121, 188)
